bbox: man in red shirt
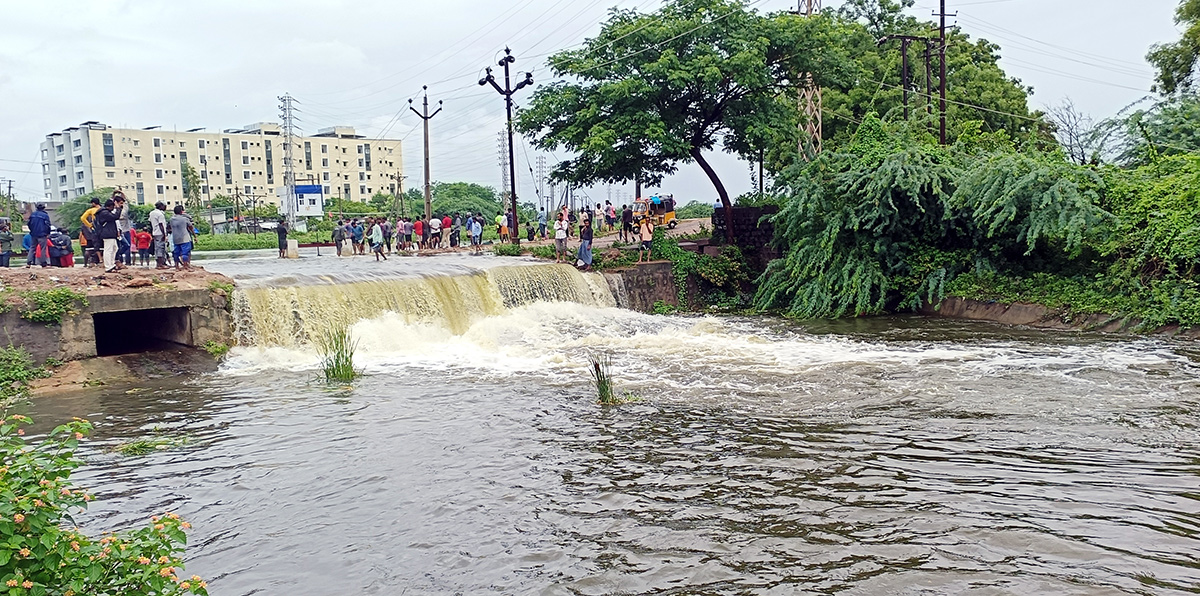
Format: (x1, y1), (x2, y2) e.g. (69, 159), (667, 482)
(441, 215), (452, 248)
(413, 218), (424, 250)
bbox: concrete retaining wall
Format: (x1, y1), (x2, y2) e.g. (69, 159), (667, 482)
(923, 296), (1200, 338)
(0, 289), (234, 364)
(604, 262), (681, 312)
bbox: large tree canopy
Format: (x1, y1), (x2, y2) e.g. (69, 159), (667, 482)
(823, 0), (1045, 149)
(517, 0), (856, 238)
(1148, 0), (1200, 95)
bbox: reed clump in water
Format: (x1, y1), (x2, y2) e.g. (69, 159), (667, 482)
(589, 352), (637, 405)
(319, 326), (361, 383)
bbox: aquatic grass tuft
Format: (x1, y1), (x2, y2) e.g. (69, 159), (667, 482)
(113, 435), (190, 457)
(318, 326), (361, 383)
(588, 352), (618, 404)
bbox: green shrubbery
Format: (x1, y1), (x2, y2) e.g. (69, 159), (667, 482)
(754, 113), (1200, 328)
(0, 415), (208, 595)
(18, 289), (88, 325)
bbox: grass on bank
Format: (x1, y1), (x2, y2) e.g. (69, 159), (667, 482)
(318, 326), (361, 383)
(0, 345), (50, 411)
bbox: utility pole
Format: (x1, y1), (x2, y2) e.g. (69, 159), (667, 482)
(408, 86), (442, 220)
(935, 0), (955, 145)
(797, 0), (822, 159)
(278, 94), (300, 228)
(878, 35), (931, 121)
(480, 47), (534, 245)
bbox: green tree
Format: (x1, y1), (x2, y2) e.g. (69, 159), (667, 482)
(1094, 94), (1200, 166)
(52, 187), (114, 235)
(823, 0), (1045, 149)
(431, 182), (501, 218)
(1148, 0), (1200, 94)
(181, 163), (202, 219)
(518, 0), (855, 240)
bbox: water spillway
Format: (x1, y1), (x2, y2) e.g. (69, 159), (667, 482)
(27, 254), (1200, 595)
(230, 261), (615, 347)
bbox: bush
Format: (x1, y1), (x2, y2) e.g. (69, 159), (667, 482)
(0, 346), (49, 409)
(0, 415), (208, 595)
(19, 289), (88, 325)
(492, 243), (523, 257)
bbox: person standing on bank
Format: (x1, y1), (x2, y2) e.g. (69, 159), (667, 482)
(276, 219), (289, 258)
(0, 223), (12, 268)
(577, 215), (593, 271)
(170, 205), (195, 271)
(26, 203), (52, 268)
(95, 199), (121, 272)
(149, 201), (170, 269)
(114, 191), (133, 266)
(553, 212), (568, 263)
(537, 207), (547, 241)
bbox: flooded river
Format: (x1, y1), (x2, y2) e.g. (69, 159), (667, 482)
(24, 256), (1200, 594)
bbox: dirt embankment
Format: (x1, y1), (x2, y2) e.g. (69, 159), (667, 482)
(0, 266), (233, 298)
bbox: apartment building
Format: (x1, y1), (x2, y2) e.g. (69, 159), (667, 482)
(40, 122), (403, 209)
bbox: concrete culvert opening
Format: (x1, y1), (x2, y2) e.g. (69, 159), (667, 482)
(93, 307), (192, 356)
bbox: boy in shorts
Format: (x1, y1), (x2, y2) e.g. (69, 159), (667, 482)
(637, 216), (654, 263)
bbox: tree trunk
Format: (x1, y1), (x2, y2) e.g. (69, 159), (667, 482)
(690, 147), (734, 243)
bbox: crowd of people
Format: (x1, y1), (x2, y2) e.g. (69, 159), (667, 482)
(329, 212), (486, 259)
(0, 190), (197, 273)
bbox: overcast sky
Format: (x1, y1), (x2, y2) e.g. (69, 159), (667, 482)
(0, 0), (1182, 205)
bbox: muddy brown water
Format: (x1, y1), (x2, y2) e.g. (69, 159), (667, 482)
(24, 303), (1200, 595)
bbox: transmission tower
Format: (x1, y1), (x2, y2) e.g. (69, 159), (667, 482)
(797, 0), (822, 159)
(278, 93), (300, 227)
(497, 131), (510, 201)
(534, 155), (548, 211)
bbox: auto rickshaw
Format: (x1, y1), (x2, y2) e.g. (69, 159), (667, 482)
(633, 195), (677, 229)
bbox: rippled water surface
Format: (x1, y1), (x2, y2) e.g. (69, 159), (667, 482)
(28, 307), (1200, 595)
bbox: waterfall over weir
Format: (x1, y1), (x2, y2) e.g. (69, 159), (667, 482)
(231, 263), (616, 347)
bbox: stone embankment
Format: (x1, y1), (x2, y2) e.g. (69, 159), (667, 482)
(923, 297), (1200, 338)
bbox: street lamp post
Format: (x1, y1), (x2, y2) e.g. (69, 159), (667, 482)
(479, 47), (534, 245)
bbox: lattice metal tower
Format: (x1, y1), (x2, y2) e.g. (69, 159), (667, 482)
(497, 131), (511, 201)
(798, 0), (822, 159)
(535, 155), (548, 211)
(278, 93), (299, 227)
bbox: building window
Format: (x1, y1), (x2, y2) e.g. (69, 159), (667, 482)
(155, 169), (163, 179)
(179, 141), (186, 148)
(103, 133), (115, 167)
(242, 170), (251, 180)
(198, 139), (206, 149)
(321, 144), (328, 154)
(61, 190), (68, 199)
(244, 185), (251, 194)
(153, 138), (161, 148)
(154, 153), (162, 164)
(76, 187), (86, 196)
(363, 144), (371, 171)
(242, 155), (249, 165)
(323, 186), (330, 195)
(240, 140), (248, 150)
(358, 172), (365, 181)
(356, 145), (363, 154)
(133, 140), (140, 147)
(199, 155), (207, 165)
(321, 158), (328, 168)
(43, 179), (49, 189)
(56, 145), (63, 155)
(41, 148), (47, 159)
(74, 155), (82, 164)
(73, 139), (81, 148)
(202, 185), (209, 195)
(57, 160), (65, 169)
(106, 172), (115, 179)
(59, 175), (67, 184)
(322, 172), (329, 181)
(266, 140), (275, 184)
(136, 172), (142, 178)
(157, 184), (165, 194)
(360, 185), (366, 195)
(358, 158), (364, 168)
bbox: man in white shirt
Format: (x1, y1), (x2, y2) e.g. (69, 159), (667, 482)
(149, 201), (169, 270)
(553, 212), (569, 263)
